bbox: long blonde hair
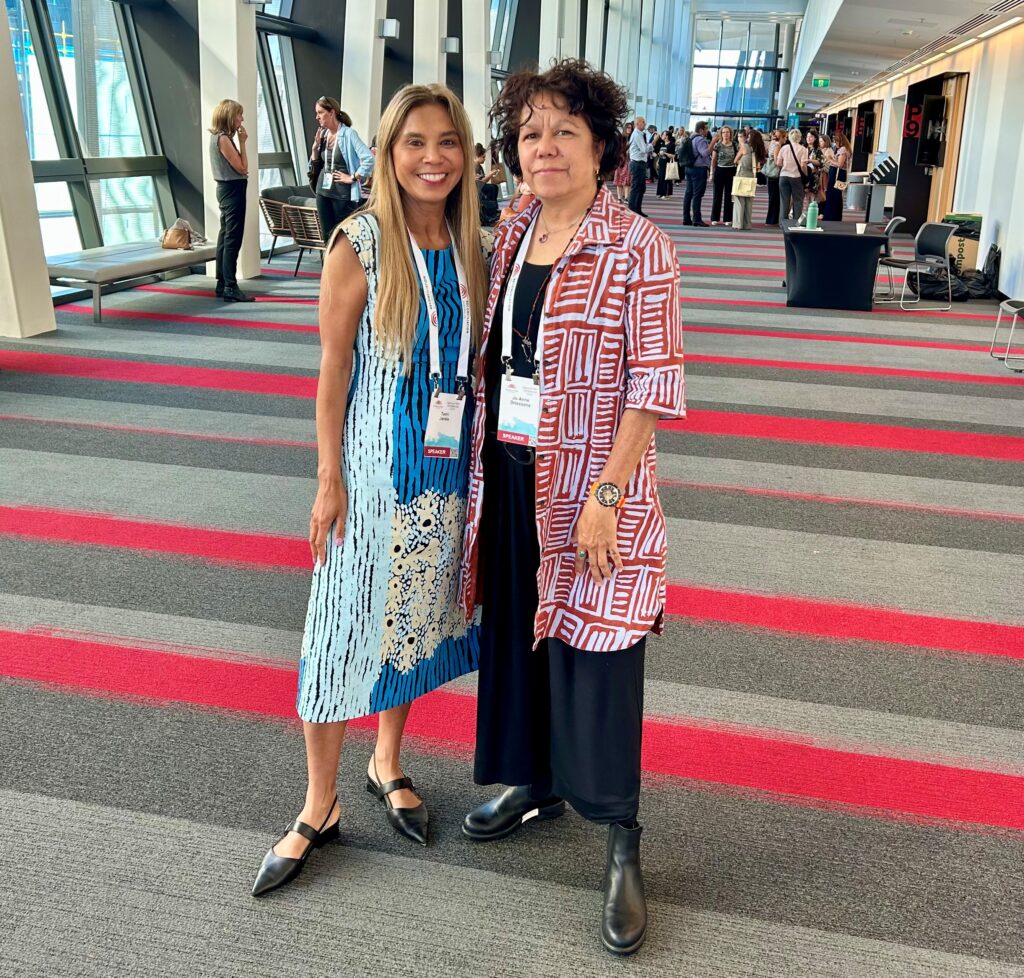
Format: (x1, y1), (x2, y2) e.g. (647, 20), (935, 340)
(209, 99), (243, 135)
(350, 84), (485, 364)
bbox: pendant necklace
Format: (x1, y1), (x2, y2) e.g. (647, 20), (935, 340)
(537, 208), (588, 244)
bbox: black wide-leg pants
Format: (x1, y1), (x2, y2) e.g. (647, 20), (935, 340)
(473, 435), (645, 824)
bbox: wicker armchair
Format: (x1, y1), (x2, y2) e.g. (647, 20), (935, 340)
(282, 204), (326, 277)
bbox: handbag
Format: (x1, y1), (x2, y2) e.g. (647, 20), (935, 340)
(161, 226), (192, 250)
(665, 160), (680, 182)
(834, 167), (849, 191)
(732, 176), (757, 197)
(762, 154), (779, 179)
(307, 132), (326, 193)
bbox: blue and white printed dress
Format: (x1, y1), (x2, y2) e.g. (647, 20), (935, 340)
(297, 214), (479, 723)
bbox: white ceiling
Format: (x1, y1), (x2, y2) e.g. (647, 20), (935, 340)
(792, 0), (998, 108)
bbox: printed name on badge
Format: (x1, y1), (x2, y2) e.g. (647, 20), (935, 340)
(497, 374), (541, 447)
(424, 391), (466, 458)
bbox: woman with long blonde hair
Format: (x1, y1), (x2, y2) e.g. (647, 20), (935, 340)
(252, 84), (486, 897)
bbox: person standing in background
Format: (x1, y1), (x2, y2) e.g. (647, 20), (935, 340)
(627, 115), (649, 216)
(803, 130), (827, 212)
(309, 96), (375, 244)
(655, 128), (676, 199)
(763, 128), (784, 226)
(822, 130), (851, 221)
(731, 130), (766, 231)
(776, 128), (808, 222)
(682, 121), (711, 227)
(709, 125), (737, 225)
(208, 99), (254, 303)
(613, 122), (633, 205)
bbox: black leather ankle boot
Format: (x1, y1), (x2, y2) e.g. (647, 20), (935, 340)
(462, 784), (565, 842)
(601, 822), (647, 955)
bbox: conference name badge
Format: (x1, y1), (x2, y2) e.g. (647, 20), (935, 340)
(322, 170), (334, 190)
(497, 375), (541, 447)
(424, 391), (466, 459)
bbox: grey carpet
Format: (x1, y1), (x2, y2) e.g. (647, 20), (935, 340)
(1, 188), (1022, 976)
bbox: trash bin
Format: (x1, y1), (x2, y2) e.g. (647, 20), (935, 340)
(846, 174), (870, 211)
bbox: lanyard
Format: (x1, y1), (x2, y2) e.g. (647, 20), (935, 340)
(326, 131), (336, 174)
(500, 216), (545, 382)
(407, 223), (473, 394)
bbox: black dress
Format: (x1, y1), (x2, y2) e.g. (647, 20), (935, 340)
(473, 258), (646, 825)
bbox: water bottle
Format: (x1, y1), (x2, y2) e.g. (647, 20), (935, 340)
(806, 200), (819, 230)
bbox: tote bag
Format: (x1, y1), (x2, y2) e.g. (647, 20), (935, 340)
(732, 175), (757, 197)
(665, 160), (680, 182)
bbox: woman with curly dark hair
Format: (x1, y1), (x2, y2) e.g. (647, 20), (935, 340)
(457, 59), (685, 956)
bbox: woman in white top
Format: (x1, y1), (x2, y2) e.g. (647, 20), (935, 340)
(774, 128), (809, 222)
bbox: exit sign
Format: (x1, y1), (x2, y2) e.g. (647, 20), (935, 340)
(812, 75), (830, 88)
(795, 101), (806, 108)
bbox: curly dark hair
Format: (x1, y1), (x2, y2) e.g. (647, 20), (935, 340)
(489, 58), (629, 180)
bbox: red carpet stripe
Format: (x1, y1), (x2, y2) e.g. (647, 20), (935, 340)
(666, 584), (1024, 660)
(686, 353), (1024, 387)
(2, 630), (1022, 831)
(62, 304), (317, 334)
(0, 505), (310, 569)
(1, 505), (1019, 660)
(662, 410), (1024, 461)
(659, 478), (1024, 523)
(686, 295), (1000, 322)
(138, 285), (317, 305)
(0, 350), (317, 398)
(4, 352), (1019, 457)
(683, 323), (1012, 354)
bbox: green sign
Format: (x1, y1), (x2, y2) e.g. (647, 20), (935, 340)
(795, 101), (806, 108)
(811, 76), (830, 89)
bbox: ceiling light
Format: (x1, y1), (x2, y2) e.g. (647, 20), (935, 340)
(946, 38), (976, 52)
(919, 53), (944, 66)
(978, 16), (1022, 38)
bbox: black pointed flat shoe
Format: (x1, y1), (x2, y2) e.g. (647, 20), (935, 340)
(366, 760), (429, 846)
(251, 797), (340, 898)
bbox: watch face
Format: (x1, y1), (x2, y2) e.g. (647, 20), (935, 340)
(596, 482), (621, 507)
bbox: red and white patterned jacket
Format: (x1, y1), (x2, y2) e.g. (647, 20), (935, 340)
(458, 188), (686, 652)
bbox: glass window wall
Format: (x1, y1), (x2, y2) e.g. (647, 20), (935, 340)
(45, 0), (145, 156)
(35, 181), (80, 253)
(689, 19), (784, 131)
(89, 175), (160, 244)
(8, 0), (172, 254)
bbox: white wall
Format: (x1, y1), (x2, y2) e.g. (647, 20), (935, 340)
(825, 22), (1024, 297)
(787, 0), (842, 105)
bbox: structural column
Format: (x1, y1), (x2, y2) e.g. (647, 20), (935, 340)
(341, 0), (388, 140)
(584, 0), (605, 68)
(0, 3), (56, 337)
(461, 0), (491, 146)
(199, 0), (260, 281)
(539, 0), (581, 66)
(414, 0), (447, 86)
(777, 22), (796, 117)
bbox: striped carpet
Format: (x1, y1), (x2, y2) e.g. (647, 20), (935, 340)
(2, 184), (1023, 977)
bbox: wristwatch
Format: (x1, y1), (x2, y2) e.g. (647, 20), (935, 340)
(590, 480), (625, 510)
